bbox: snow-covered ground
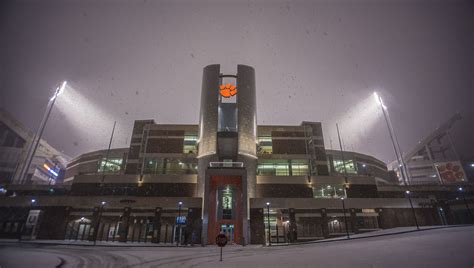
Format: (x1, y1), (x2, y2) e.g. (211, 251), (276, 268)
(0, 226), (473, 268)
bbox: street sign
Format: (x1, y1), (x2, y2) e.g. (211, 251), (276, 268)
(216, 233), (228, 247)
(216, 234), (228, 261)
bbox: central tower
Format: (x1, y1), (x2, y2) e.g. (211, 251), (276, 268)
(197, 64), (257, 245)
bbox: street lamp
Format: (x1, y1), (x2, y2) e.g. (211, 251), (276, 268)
(93, 201), (106, 245)
(405, 191), (420, 230)
(458, 187), (472, 223)
(17, 81), (67, 184)
(266, 202), (271, 246)
(340, 197), (350, 239)
(177, 201), (183, 246)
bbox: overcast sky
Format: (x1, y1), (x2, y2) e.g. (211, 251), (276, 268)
(1, 0), (473, 163)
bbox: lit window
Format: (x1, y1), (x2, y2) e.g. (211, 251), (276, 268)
(257, 136), (272, 154)
(183, 135), (197, 154)
(98, 158), (122, 173)
(333, 159), (357, 174)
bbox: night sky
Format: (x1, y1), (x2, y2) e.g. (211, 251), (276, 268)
(1, 0), (473, 163)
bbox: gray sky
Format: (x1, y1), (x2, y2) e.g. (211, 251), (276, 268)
(1, 0), (473, 163)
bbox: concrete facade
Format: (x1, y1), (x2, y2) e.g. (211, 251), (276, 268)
(0, 65), (472, 245)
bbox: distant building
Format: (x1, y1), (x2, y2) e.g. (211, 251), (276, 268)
(0, 108), (69, 186)
(388, 114), (469, 185)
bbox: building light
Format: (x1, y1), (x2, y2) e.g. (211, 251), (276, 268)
(43, 163), (59, 177)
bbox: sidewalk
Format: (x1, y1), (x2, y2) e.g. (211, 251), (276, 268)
(0, 239), (195, 247)
(1, 225), (471, 248)
(271, 224), (473, 246)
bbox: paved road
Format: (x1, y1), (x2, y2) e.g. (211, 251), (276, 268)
(1, 226), (473, 267)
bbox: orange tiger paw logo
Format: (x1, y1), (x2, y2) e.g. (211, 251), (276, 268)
(219, 83), (237, 98)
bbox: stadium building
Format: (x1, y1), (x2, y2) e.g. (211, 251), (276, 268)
(0, 65), (472, 244)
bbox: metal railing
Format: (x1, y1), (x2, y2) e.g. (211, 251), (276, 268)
(209, 162), (244, 168)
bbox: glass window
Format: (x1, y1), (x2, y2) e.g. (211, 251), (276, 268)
(144, 158), (164, 174)
(98, 158), (122, 173)
(257, 160), (289, 176)
(183, 135), (197, 154)
(145, 158), (197, 174)
(257, 136), (272, 154)
(313, 184), (346, 198)
(291, 160), (309, 176)
(333, 159), (357, 174)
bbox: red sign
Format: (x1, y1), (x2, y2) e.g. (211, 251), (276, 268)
(216, 233), (228, 247)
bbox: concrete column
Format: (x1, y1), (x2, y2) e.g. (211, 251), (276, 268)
(320, 208), (329, 238)
(250, 208), (265, 245)
(119, 207), (131, 242)
(88, 206), (100, 241)
(185, 208), (202, 245)
(289, 208), (297, 242)
(152, 207), (162, 243)
(37, 206), (70, 240)
(350, 209), (359, 234)
(377, 208), (384, 229)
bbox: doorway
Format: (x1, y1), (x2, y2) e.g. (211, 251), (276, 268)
(220, 224), (235, 243)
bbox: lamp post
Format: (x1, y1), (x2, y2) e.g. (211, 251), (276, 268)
(266, 202), (271, 246)
(340, 197), (350, 239)
(405, 191), (420, 230)
(93, 201), (106, 245)
(177, 201), (182, 246)
(17, 81), (67, 184)
(458, 187), (472, 223)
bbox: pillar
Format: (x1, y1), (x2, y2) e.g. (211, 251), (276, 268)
(249, 208), (265, 244)
(320, 208), (329, 238)
(350, 209), (359, 234)
(119, 207), (131, 242)
(289, 208), (297, 242)
(88, 206), (100, 241)
(152, 207), (162, 243)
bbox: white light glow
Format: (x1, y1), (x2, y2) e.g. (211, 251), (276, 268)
(324, 93), (383, 154)
(50, 81), (68, 101)
(53, 83), (128, 154)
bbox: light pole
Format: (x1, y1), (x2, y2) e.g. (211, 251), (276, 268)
(17, 81), (67, 184)
(405, 191), (420, 230)
(340, 197), (350, 239)
(177, 201), (182, 246)
(458, 187), (472, 223)
(94, 201), (106, 245)
(375, 92), (420, 230)
(374, 92), (409, 185)
(266, 202), (271, 246)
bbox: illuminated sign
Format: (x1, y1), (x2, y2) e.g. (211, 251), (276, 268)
(43, 163), (59, 177)
(176, 215), (186, 224)
(219, 83), (237, 98)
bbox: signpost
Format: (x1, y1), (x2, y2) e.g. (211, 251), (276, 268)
(216, 233), (228, 261)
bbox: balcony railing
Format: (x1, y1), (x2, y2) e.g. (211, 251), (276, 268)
(209, 162), (244, 168)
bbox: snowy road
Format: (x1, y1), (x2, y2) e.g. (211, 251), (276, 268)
(1, 226), (473, 268)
